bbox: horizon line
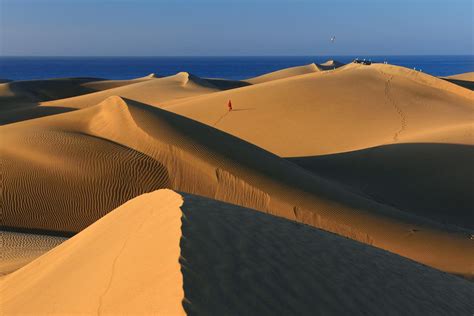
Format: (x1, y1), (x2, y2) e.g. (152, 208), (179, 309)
(1, 54), (473, 58)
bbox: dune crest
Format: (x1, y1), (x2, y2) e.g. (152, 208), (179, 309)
(2, 191), (473, 314)
(0, 189), (185, 315)
(39, 72), (225, 112)
(166, 62), (473, 157)
(441, 71), (474, 91)
(245, 63), (320, 84)
(444, 72), (474, 81)
(3, 95), (473, 277)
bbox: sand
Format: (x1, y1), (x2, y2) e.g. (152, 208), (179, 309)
(0, 231), (67, 276)
(442, 72), (474, 91)
(0, 75), (151, 124)
(2, 62), (473, 313)
(2, 190), (473, 315)
(2, 93), (473, 278)
(165, 63), (473, 157)
(444, 72), (474, 81)
(1, 190), (185, 315)
(1, 72), (249, 125)
(245, 60), (344, 84)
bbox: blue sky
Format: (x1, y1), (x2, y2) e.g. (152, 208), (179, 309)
(1, 0), (472, 56)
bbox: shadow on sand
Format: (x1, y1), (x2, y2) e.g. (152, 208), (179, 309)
(287, 143), (474, 230)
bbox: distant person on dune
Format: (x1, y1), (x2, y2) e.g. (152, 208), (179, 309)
(228, 99), (233, 111)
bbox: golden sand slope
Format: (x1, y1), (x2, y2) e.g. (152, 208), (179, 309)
(2, 190), (473, 314)
(0, 73), (247, 125)
(166, 63), (473, 157)
(444, 72), (474, 81)
(2, 96), (473, 277)
(1, 190), (185, 315)
(42, 72), (240, 110)
(0, 231), (66, 276)
(245, 63), (321, 84)
(245, 60), (344, 84)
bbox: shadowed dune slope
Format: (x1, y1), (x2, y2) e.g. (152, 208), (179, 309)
(442, 72), (474, 91)
(81, 73), (160, 91)
(166, 63), (474, 157)
(318, 59), (345, 70)
(0, 75), (159, 125)
(180, 193), (474, 315)
(0, 77), (103, 107)
(2, 191), (473, 315)
(1, 190), (185, 315)
(444, 72), (474, 81)
(288, 143), (474, 230)
(2, 96), (473, 277)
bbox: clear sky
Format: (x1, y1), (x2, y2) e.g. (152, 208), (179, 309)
(1, 0), (472, 56)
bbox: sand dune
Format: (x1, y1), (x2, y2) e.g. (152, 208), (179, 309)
(318, 59), (345, 70)
(2, 190), (473, 315)
(0, 75), (155, 124)
(245, 63), (321, 84)
(0, 72), (248, 125)
(0, 231), (66, 276)
(288, 143), (474, 230)
(166, 63), (473, 157)
(442, 72), (474, 91)
(1, 190), (185, 315)
(245, 60), (344, 84)
(81, 73), (159, 91)
(444, 72), (474, 81)
(0, 77), (102, 108)
(2, 95), (473, 278)
(42, 72), (241, 110)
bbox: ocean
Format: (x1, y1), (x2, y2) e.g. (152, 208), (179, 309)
(0, 56), (473, 81)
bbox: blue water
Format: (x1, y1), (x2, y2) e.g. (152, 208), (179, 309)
(1, 56), (473, 81)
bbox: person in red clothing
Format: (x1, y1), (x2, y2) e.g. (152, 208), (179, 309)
(227, 99), (233, 111)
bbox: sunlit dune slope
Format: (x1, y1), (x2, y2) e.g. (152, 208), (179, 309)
(42, 72), (242, 110)
(1, 190), (185, 315)
(245, 63), (321, 84)
(166, 63), (473, 157)
(2, 96), (472, 277)
(0, 231), (66, 276)
(245, 60), (344, 84)
(2, 190), (473, 315)
(1, 72), (248, 125)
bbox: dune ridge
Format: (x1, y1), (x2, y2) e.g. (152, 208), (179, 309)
(444, 72), (474, 81)
(0, 231), (67, 276)
(2, 95), (473, 277)
(245, 63), (321, 84)
(2, 190), (473, 315)
(165, 63), (473, 157)
(245, 60), (345, 84)
(1, 189), (186, 315)
(441, 72), (474, 91)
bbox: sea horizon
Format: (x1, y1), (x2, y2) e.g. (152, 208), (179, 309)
(2, 55), (473, 80)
